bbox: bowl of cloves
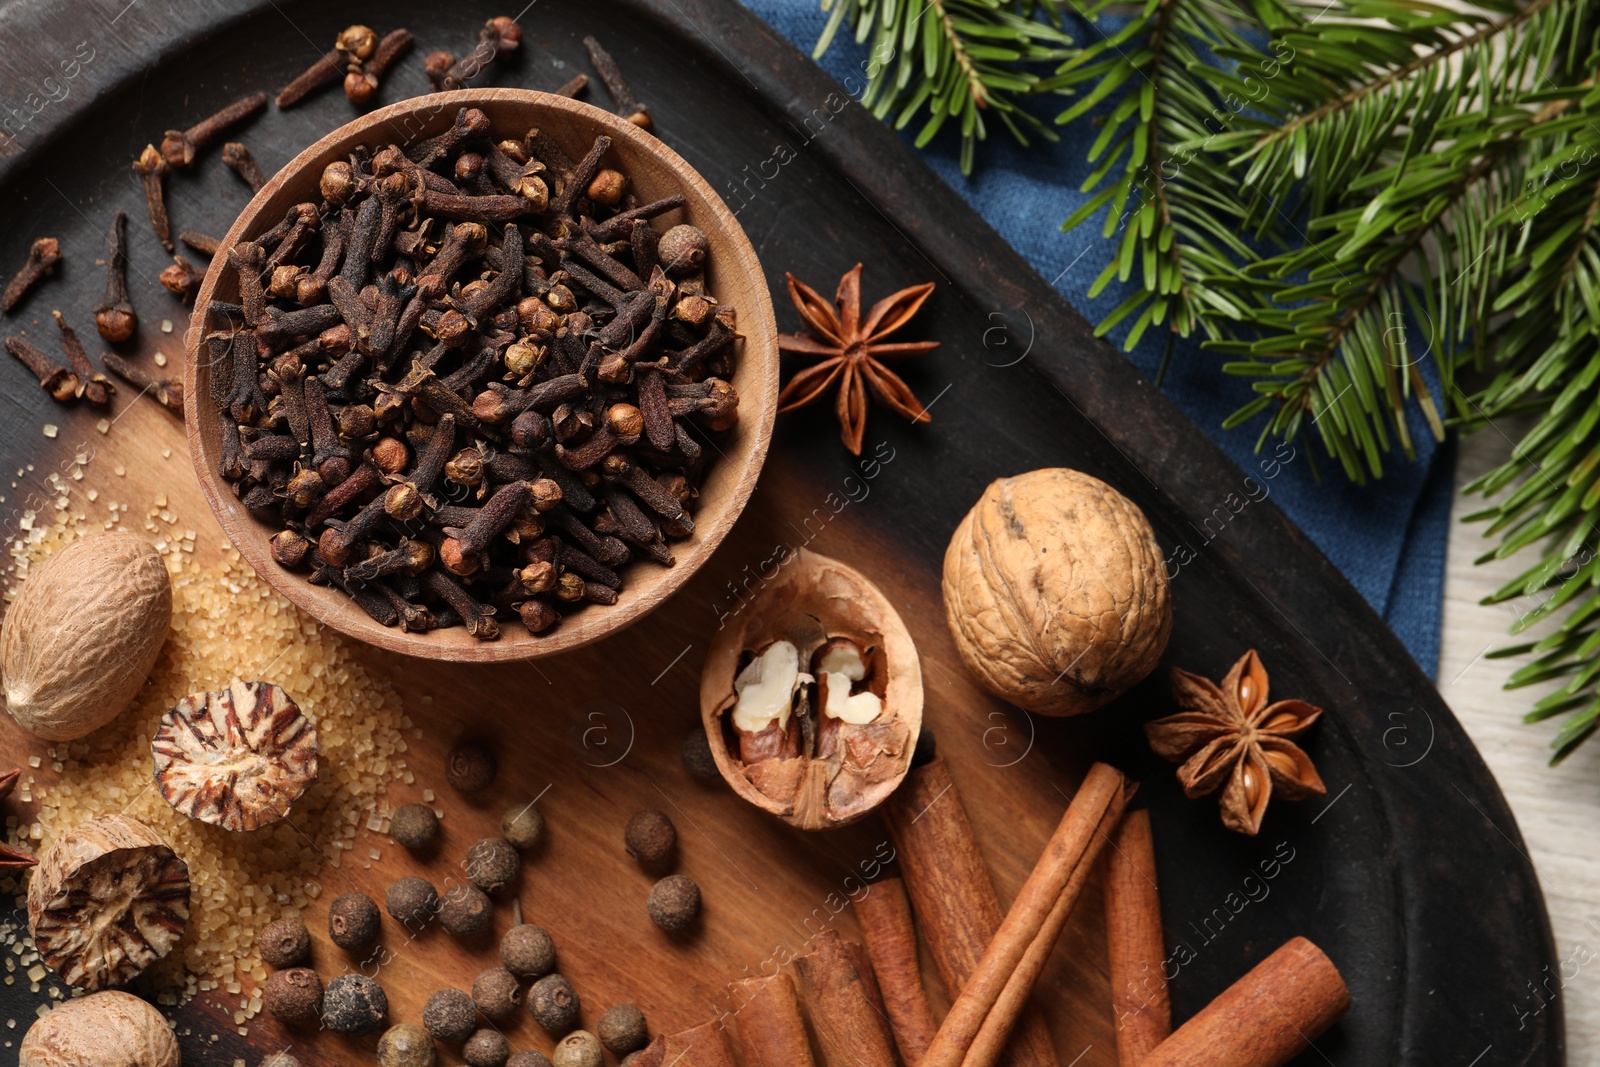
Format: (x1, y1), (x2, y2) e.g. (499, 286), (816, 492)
(184, 88), (779, 661)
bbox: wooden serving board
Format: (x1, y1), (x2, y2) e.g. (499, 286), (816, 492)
(0, 1), (1559, 1065)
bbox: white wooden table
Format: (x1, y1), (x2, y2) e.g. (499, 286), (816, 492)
(1442, 429), (1600, 1060)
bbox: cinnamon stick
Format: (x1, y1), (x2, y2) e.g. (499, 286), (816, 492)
(661, 1020), (739, 1067)
(922, 762), (1130, 1067)
(1141, 937), (1348, 1067)
(883, 758), (1061, 1067)
(1105, 809), (1171, 1065)
(855, 875), (939, 1063)
(792, 930), (897, 1067)
(730, 973), (817, 1067)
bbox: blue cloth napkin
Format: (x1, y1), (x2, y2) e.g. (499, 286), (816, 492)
(739, 0), (1453, 677)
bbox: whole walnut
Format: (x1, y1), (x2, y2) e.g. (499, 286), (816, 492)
(19, 989), (180, 1066)
(942, 469), (1170, 716)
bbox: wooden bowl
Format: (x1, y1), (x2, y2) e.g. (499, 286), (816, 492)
(185, 89), (778, 662)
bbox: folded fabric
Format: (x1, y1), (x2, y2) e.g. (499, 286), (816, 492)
(738, 0), (1451, 676)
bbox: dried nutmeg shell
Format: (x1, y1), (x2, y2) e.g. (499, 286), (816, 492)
(699, 549), (922, 830)
(942, 468), (1171, 716)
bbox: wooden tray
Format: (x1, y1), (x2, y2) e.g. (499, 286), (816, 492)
(0, 1), (1559, 1065)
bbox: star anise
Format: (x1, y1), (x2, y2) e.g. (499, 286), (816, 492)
(777, 263), (938, 455)
(1145, 650), (1325, 836)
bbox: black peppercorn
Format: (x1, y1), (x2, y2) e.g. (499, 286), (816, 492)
(680, 728), (719, 783)
(464, 1028), (511, 1067)
(378, 1022), (438, 1067)
(447, 740), (498, 793)
(392, 802), (440, 849)
(528, 973), (580, 1034)
(624, 809), (676, 867)
(508, 1053), (554, 1067)
(439, 883), (494, 939)
(386, 875), (440, 926)
(553, 1030), (603, 1067)
(329, 892), (382, 949)
(501, 802), (545, 850)
(263, 967), (323, 1027)
(422, 987), (477, 1044)
(466, 837), (521, 894)
(647, 874), (701, 932)
(597, 1003), (649, 1054)
(323, 973), (389, 1035)
(500, 923), (557, 978)
(257, 914), (311, 968)
(472, 966), (524, 1021)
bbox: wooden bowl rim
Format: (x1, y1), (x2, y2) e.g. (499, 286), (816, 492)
(184, 88), (778, 663)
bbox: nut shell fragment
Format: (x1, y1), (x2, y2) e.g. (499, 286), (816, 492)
(942, 468), (1171, 716)
(19, 989), (180, 1067)
(27, 815), (190, 990)
(700, 549), (922, 830)
(152, 679), (319, 831)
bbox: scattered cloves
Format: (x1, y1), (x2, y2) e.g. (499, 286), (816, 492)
(584, 36), (651, 131)
(221, 141), (268, 193)
(161, 92), (268, 169)
(51, 310), (114, 406)
(102, 351), (184, 414)
(1, 237), (62, 315)
(5, 336), (79, 402)
(95, 211), (137, 342)
(133, 146), (174, 252)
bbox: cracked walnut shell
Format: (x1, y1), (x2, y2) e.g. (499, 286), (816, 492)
(700, 549), (922, 830)
(20, 989), (180, 1067)
(27, 815), (190, 990)
(153, 680), (319, 831)
(943, 468), (1171, 716)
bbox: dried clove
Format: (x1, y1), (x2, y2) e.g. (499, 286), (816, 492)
(433, 16), (522, 92)
(51, 311), (113, 406)
(4, 336), (79, 401)
(277, 47), (346, 109)
(1, 237), (62, 314)
(161, 92), (268, 168)
(133, 146), (174, 251)
(584, 36), (651, 131)
(347, 28), (414, 106)
(102, 351), (184, 414)
(221, 142), (268, 193)
(95, 211), (137, 342)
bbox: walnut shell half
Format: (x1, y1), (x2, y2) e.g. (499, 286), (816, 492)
(153, 680), (319, 831)
(700, 549), (922, 830)
(27, 815), (190, 990)
(20, 990), (180, 1067)
(2, 532), (171, 740)
(942, 468), (1171, 716)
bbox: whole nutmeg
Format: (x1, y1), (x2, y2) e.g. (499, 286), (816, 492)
(942, 468), (1172, 716)
(647, 874), (701, 932)
(447, 740), (497, 793)
(20, 990), (179, 1067)
(465, 1028), (511, 1067)
(554, 1030), (603, 1067)
(466, 837), (521, 894)
(597, 1003), (649, 1054)
(439, 884), (494, 940)
(624, 809), (676, 866)
(473, 967), (524, 1021)
(528, 973), (580, 1034)
(378, 1023), (438, 1067)
(324, 973), (389, 1035)
(501, 802), (545, 850)
(264, 967), (324, 1027)
(329, 892), (382, 949)
(422, 987), (477, 1043)
(391, 802), (439, 850)
(2, 533), (172, 740)
(256, 914), (311, 968)
(501, 923), (556, 978)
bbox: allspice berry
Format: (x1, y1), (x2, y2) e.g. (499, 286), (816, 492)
(472, 967), (524, 1021)
(681, 728), (719, 783)
(263, 967), (323, 1027)
(439, 883), (494, 939)
(378, 1023), (438, 1067)
(624, 809), (676, 866)
(597, 1003), (649, 1054)
(323, 973), (388, 1035)
(501, 802), (545, 850)
(329, 892), (382, 949)
(447, 740), (497, 793)
(501, 923), (556, 978)
(257, 914), (311, 968)
(466, 837), (521, 894)
(553, 1030), (603, 1067)
(528, 973), (580, 1034)
(509, 1053), (554, 1067)
(386, 876), (439, 926)
(422, 987), (477, 1044)
(464, 1028), (511, 1067)
(391, 802), (439, 849)
(647, 874), (701, 931)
